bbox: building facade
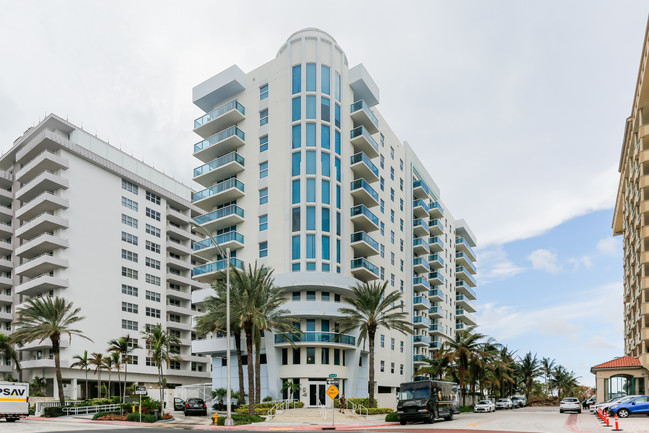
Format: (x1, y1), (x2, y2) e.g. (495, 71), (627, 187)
(0, 114), (211, 398)
(612, 18), (649, 393)
(190, 28), (478, 407)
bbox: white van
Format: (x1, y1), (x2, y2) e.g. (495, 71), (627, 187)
(0, 381), (29, 422)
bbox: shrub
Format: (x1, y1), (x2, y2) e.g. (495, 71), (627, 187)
(385, 411), (399, 422)
(126, 412), (157, 422)
(215, 413), (264, 425)
(334, 397), (372, 408)
(88, 398), (112, 406)
(94, 413), (127, 421)
(460, 406), (473, 413)
(263, 396), (273, 402)
(44, 406), (64, 417)
(366, 408), (393, 414)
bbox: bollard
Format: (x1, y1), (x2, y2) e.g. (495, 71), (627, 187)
(611, 413), (622, 432)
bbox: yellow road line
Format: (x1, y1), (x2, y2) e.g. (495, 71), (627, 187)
(466, 420), (491, 427)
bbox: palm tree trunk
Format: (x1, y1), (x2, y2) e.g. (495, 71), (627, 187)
(234, 329), (245, 404)
(368, 333), (375, 409)
(254, 336), (261, 404)
(159, 364), (164, 416)
(51, 336), (65, 405)
(107, 370), (111, 398)
(116, 367), (121, 403)
(85, 369), (88, 400)
(123, 358), (128, 402)
(244, 324), (255, 416)
(98, 370), (102, 398)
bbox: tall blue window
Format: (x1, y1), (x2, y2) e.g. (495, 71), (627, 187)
(336, 212), (341, 236)
(260, 188), (268, 205)
(292, 97), (301, 121)
(306, 63), (316, 91)
(306, 319), (316, 332)
(292, 180), (300, 204)
(292, 235), (300, 260)
(292, 124), (301, 148)
(259, 241), (268, 257)
(260, 109), (268, 125)
(260, 135), (268, 152)
(306, 206), (316, 230)
(321, 153), (330, 177)
(335, 104), (340, 128)
(322, 65), (330, 95)
(336, 185), (341, 209)
(322, 180), (330, 204)
(259, 162), (268, 178)
(322, 208), (330, 232)
(306, 234), (316, 259)
(321, 97), (330, 122)
(306, 151), (316, 175)
(260, 84), (269, 100)
(335, 130), (341, 155)
(306, 179), (316, 202)
(292, 152), (301, 176)
(321, 125), (330, 149)
(322, 235), (330, 260)
(259, 215), (268, 231)
(292, 208), (300, 232)
(306, 123), (316, 146)
(336, 239), (341, 264)
(306, 95), (316, 119)
(335, 158), (341, 182)
(335, 72), (341, 101)
(292, 65), (301, 94)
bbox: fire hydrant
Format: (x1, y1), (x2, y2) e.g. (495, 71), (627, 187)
(212, 413), (219, 425)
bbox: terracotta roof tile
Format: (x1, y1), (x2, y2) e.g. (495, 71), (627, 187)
(591, 356), (641, 369)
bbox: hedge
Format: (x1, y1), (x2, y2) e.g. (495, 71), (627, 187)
(92, 411), (120, 420)
(366, 408), (393, 414)
(126, 412), (157, 423)
(334, 397), (374, 408)
(236, 401), (304, 415)
(215, 413), (264, 425)
(385, 411), (399, 422)
(43, 406), (64, 417)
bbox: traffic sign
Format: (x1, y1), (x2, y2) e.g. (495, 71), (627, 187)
(326, 379), (339, 386)
(135, 385), (147, 395)
(328, 374), (337, 378)
(326, 385), (339, 400)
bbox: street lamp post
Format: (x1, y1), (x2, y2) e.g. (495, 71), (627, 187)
(191, 223), (234, 426)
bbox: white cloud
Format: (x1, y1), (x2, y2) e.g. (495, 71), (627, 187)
(567, 255), (593, 271)
(476, 245), (525, 285)
(597, 237), (622, 256)
(528, 249), (561, 273)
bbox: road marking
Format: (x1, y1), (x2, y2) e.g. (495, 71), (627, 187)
(466, 420), (491, 426)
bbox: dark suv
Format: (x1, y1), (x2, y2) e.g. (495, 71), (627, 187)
(184, 398), (207, 416)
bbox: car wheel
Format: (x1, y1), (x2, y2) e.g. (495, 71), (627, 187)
(560, 409), (564, 413)
(6, 418), (16, 422)
(618, 409), (630, 418)
(577, 410), (581, 414)
(444, 411), (453, 421)
(184, 411), (188, 416)
(399, 420), (406, 425)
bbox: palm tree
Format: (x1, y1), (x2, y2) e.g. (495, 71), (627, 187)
(441, 327), (488, 406)
(414, 351), (449, 380)
(107, 335), (139, 402)
(10, 296), (90, 405)
(30, 376), (46, 396)
(551, 365), (579, 399)
(103, 355), (115, 398)
(281, 380), (300, 402)
(0, 333), (20, 375)
(518, 352), (540, 400)
(89, 352), (105, 398)
(541, 357), (556, 395)
(70, 350), (90, 399)
(338, 280), (413, 408)
(142, 323), (180, 415)
(212, 388), (227, 410)
(109, 351), (122, 402)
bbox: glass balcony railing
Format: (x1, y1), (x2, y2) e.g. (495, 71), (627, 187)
(350, 152), (379, 178)
(350, 126), (379, 154)
(413, 335), (430, 345)
(413, 277), (430, 290)
(429, 272), (445, 283)
(413, 296), (430, 308)
(429, 307), (443, 316)
(413, 354), (427, 362)
(350, 179), (379, 202)
(413, 180), (430, 195)
(413, 218), (428, 231)
(413, 257), (430, 271)
(350, 100), (379, 127)
(456, 267), (477, 286)
(456, 280), (477, 299)
(350, 231), (379, 251)
(193, 232), (244, 251)
(429, 201), (444, 215)
(350, 257), (379, 275)
(429, 219), (443, 231)
(193, 178), (244, 202)
(192, 258), (244, 276)
(194, 126), (245, 154)
(429, 237), (444, 250)
(428, 254), (444, 266)
(429, 325), (441, 332)
(456, 252), (476, 270)
(193, 205), (244, 226)
(274, 332), (355, 345)
(194, 100), (245, 129)
(413, 199), (429, 212)
(456, 238), (476, 258)
(428, 289), (444, 300)
(456, 294), (472, 303)
(429, 341), (441, 349)
(413, 315), (430, 326)
(413, 238), (428, 249)
(350, 205), (379, 226)
(193, 152), (244, 178)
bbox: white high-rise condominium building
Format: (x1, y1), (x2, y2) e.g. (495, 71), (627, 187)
(190, 28), (478, 407)
(0, 114), (211, 398)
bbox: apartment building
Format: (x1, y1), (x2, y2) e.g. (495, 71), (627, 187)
(190, 28), (478, 407)
(612, 18), (649, 395)
(0, 114), (211, 398)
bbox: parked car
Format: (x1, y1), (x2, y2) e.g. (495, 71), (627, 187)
(560, 397), (581, 414)
(183, 398), (208, 416)
(174, 398), (185, 411)
(585, 396), (596, 408)
(511, 396), (526, 408)
(473, 400), (496, 413)
(592, 395), (640, 414)
(495, 398), (513, 410)
(590, 396), (626, 413)
(608, 395), (649, 418)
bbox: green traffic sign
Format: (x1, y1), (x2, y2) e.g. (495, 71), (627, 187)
(329, 374), (337, 378)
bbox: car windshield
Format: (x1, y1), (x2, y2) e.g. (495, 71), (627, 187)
(497, 399), (507, 403)
(563, 398), (578, 402)
(399, 386), (430, 400)
(187, 399), (204, 404)
(477, 400), (491, 405)
(615, 396), (635, 404)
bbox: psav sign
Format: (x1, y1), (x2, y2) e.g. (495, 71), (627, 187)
(1, 388), (26, 396)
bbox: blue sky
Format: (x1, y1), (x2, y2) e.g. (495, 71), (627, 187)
(476, 209), (623, 387)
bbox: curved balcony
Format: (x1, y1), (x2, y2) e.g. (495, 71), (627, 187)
(429, 341), (442, 350)
(413, 315), (430, 328)
(350, 126), (379, 158)
(350, 231), (379, 257)
(413, 354), (427, 365)
(350, 179), (379, 207)
(193, 178), (244, 211)
(413, 219), (429, 238)
(428, 289), (444, 302)
(351, 257), (379, 282)
(429, 201), (443, 218)
(428, 237), (443, 253)
(193, 204), (244, 232)
(193, 126), (245, 164)
(194, 100), (245, 139)
(193, 152), (245, 188)
(429, 219), (443, 236)
(16, 192), (68, 222)
(350, 205), (379, 232)
(413, 257), (430, 274)
(429, 306), (443, 319)
(428, 254), (444, 269)
(192, 231), (244, 259)
(16, 254), (68, 278)
(16, 275), (68, 297)
(456, 252), (476, 273)
(413, 277), (430, 293)
(413, 296), (430, 311)
(350, 152), (379, 183)
(412, 180), (430, 200)
(274, 332), (356, 347)
(350, 100), (379, 134)
(192, 258), (244, 283)
(456, 238), (476, 261)
(456, 266), (477, 287)
(413, 199), (429, 218)
(413, 335), (430, 347)
(429, 271), (444, 286)
(413, 238), (430, 256)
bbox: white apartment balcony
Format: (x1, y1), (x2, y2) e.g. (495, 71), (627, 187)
(166, 206), (191, 225)
(274, 332), (356, 349)
(21, 359), (70, 369)
(429, 201), (443, 219)
(413, 335), (430, 347)
(413, 219), (429, 238)
(429, 272), (444, 286)
(350, 152), (379, 183)
(0, 240), (12, 255)
(0, 275), (12, 289)
(0, 292), (12, 304)
(168, 287), (193, 302)
(193, 178), (245, 211)
(429, 325), (444, 336)
(413, 354), (428, 366)
(350, 126), (379, 158)
(350, 231), (379, 257)
(167, 304), (193, 317)
(455, 252), (476, 273)
(166, 272), (197, 288)
(412, 200), (429, 219)
(413, 238), (430, 256)
(0, 258), (11, 272)
(350, 100), (379, 134)
(284, 300), (350, 319)
(0, 189), (12, 206)
(192, 337), (234, 355)
(193, 204), (244, 232)
(413, 296), (430, 311)
(16, 193), (69, 221)
(413, 277), (430, 293)
(15, 171), (69, 203)
(456, 309), (477, 326)
(0, 365), (11, 374)
(456, 266), (477, 287)
(166, 240), (193, 256)
(193, 152), (245, 189)
(412, 180), (430, 200)
(0, 205), (12, 223)
(166, 320), (193, 332)
(428, 289), (444, 303)
(16, 151), (69, 184)
(193, 100), (246, 139)
(0, 311), (11, 321)
(429, 307), (443, 319)
(193, 126), (245, 164)
(350, 179), (379, 208)
(16, 275), (68, 297)
(16, 254), (68, 278)
(350, 257), (379, 282)
(16, 339), (70, 351)
(428, 237), (443, 253)
(456, 295), (477, 313)
(191, 258), (244, 283)
(192, 232), (244, 260)
(429, 219), (443, 236)
(167, 256), (193, 272)
(413, 315), (430, 329)
(0, 222), (12, 237)
(350, 205), (379, 232)
(456, 280), (477, 300)
(166, 224), (200, 243)
(16, 213), (68, 240)
(413, 257), (430, 275)
(456, 238), (476, 261)
(428, 254), (444, 269)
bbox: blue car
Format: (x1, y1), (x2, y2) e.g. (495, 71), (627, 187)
(608, 395), (649, 418)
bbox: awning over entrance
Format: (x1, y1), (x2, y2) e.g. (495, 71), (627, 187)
(590, 356), (648, 402)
